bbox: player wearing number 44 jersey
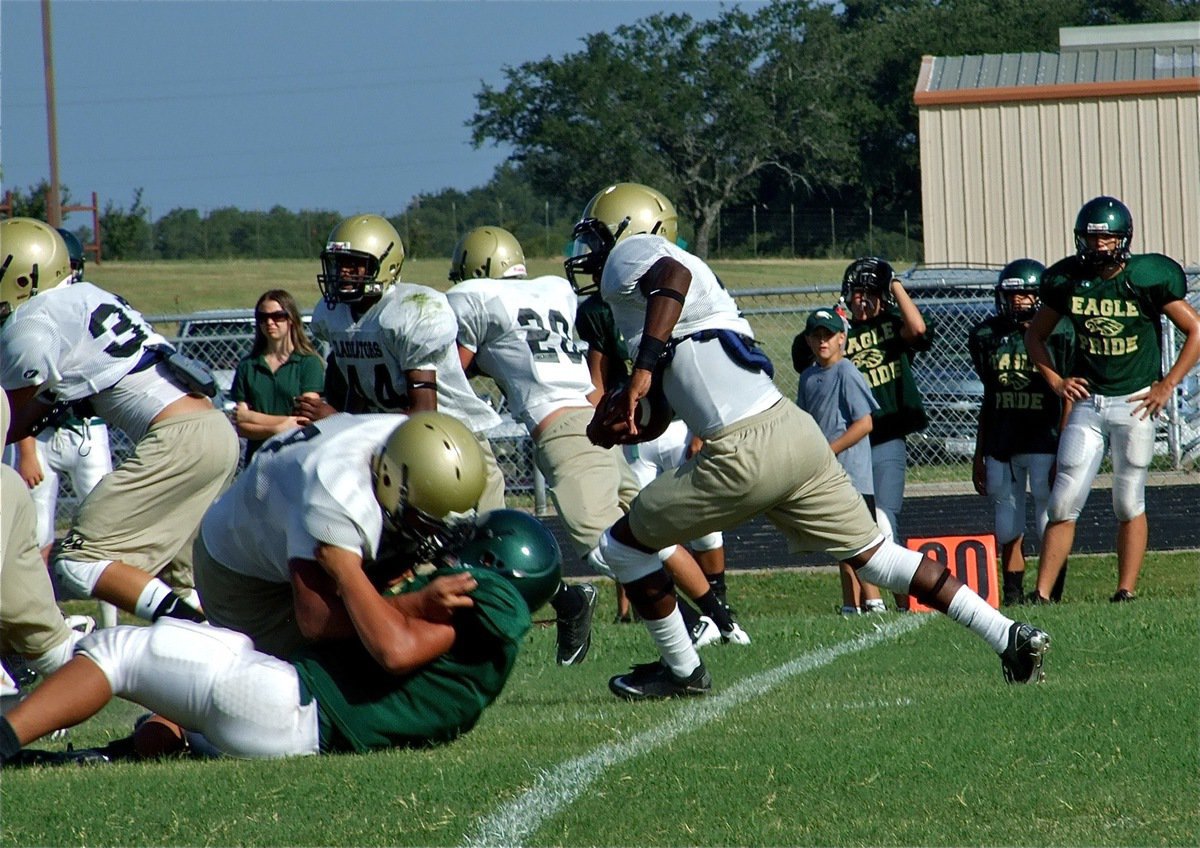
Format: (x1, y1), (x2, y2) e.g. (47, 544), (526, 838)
(0, 218), (239, 625)
(304, 215), (506, 512)
(568, 183), (1051, 699)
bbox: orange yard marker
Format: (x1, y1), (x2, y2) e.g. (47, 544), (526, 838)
(904, 534), (1000, 612)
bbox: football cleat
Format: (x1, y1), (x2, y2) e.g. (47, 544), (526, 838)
(690, 616), (720, 648)
(556, 582), (598, 666)
(862, 598), (888, 614)
(1110, 589), (1136, 603)
(720, 622), (752, 645)
(1000, 622), (1050, 684)
(4, 744), (112, 769)
(608, 660), (712, 701)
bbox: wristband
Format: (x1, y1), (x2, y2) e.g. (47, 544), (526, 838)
(634, 336), (667, 372)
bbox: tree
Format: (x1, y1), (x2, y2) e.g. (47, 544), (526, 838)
(5, 180), (73, 221)
(100, 189), (153, 259)
(470, 6), (852, 257)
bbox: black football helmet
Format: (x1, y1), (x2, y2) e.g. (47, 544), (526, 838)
(840, 257), (894, 302)
(56, 228), (86, 283)
(995, 258), (1045, 323)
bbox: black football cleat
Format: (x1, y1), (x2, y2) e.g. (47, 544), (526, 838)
(609, 660), (712, 701)
(1000, 622), (1051, 684)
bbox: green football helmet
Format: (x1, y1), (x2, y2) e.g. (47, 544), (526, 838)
(372, 412), (487, 562)
(318, 214), (405, 307)
(0, 218), (73, 323)
(1073, 196), (1133, 268)
(995, 258), (1045, 322)
(456, 509), (563, 613)
(56, 228), (86, 283)
(565, 182), (678, 294)
(448, 226), (527, 282)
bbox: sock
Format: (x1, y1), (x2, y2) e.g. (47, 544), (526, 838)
(134, 579), (177, 621)
(706, 572), (727, 604)
(149, 591), (207, 623)
(98, 602), (120, 629)
(644, 607), (701, 678)
(675, 595), (701, 633)
(1002, 570), (1025, 602)
(550, 582), (583, 618)
(0, 716), (21, 764)
(946, 586), (1012, 654)
(1050, 564), (1068, 602)
(694, 589), (733, 631)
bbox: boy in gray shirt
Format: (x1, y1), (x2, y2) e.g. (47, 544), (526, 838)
(796, 308), (886, 614)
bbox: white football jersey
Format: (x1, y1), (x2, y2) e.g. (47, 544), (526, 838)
(600, 236), (781, 435)
(0, 283), (185, 439)
(447, 276), (593, 432)
(201, 413), (403, 583)
(315, 285), (501, 434)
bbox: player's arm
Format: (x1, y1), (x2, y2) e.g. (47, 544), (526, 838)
(404, 369), (438, 413)
(290, 552), (356, 642)
(315, 546), (470, 675)
(458, 343), (478, 377)
(585, 349), (609, 406)
(3, 385), (55, 444)
(1026, 306), (1089, 402)
(891, 278), (927, 342)
(1129, 298), (1200, 419)
(624, 257), (690, 431)
(13, 436), (44, 488)
(829, 413), (872, 456)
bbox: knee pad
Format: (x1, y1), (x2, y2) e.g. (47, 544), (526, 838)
(26, 632), (78, 677)
(585, 545), (615, 580)
(599, 529), (664, 584)
(855, 540), (922, 594)
(53, 555), (113, 600)
(690, 532), (723, 552)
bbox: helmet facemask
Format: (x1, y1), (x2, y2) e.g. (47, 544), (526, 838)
(565, 218), (621, 295)
(1073, 197), (1133, 271)
(995, 258), (1045, 324)
(318, 247), (389, 308)
(840, 257), (894, 320)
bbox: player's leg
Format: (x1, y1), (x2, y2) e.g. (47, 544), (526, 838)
(1107, 397), (1155, 600)
(987, 457), (1026, 605)
(1035, 399), (1105, 601)
(474, 437), (508, 513)
(0, 654), (114, 761)
(871, 437), (907, 540)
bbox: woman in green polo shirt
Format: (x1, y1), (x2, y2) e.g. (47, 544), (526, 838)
(231, 289), (324, 461)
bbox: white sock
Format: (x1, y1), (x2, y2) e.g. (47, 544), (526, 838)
(98, 602), (119, 629)
(946, 586), (1012, 653)
(178, 588), (203, 612)
(133, 579), (176, 621)
(643, 606), (701, 677)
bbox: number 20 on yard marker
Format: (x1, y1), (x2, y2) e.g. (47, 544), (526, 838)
(904, 534), (999, 611)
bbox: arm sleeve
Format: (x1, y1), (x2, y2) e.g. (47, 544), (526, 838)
(230, 358), (252, 404)
(446, 289), (487, 354)
(843, 363), (881, 417)
(298, 354), (325, 395)
(381, 293), (459, 370)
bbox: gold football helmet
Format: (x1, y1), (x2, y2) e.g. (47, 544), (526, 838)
(372, 412), (487, 562)
(317, 214), (405, 307)
(565, 183), (677, 293)
(1, 218), (73, 323)
(448, 226), (527, 282)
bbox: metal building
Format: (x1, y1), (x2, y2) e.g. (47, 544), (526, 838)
(915, 22), (1200, 267)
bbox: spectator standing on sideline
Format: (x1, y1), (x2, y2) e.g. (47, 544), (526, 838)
(566, 182), (1048, 700)
(230, 289), (324, 463)
(840, 257), (933, 549)
(1, 218), (238, 625)
(301, 215), (507, 511)
(795, 307), (886, 616)
(1025, 197), (1200, 603)
(968, 259), (1074, 605)
(2, 228), (117, 627)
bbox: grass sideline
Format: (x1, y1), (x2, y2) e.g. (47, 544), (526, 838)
(84, 256), (847, 318)
(3, 551), (1196, 846)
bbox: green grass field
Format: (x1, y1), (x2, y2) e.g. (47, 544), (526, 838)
(4, 552), (1196, 847)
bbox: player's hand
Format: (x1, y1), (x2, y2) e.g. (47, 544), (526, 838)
(622, 369), (653, 436)
(971, 454), (986, 496)
(587, 386), (637, 447)
(1128, 382), (1171, 420)
(294, 395), (337, 422)
(686, 435), (704, 459)
(417, 572), (478, 622)
(1055, 376), (1091, 402)
(15, 454), (44, 488)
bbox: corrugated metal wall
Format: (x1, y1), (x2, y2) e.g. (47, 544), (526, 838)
(919, 91), (1199, 267)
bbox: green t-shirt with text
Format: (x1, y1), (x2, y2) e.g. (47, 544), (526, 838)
(845, 305), (933, 445)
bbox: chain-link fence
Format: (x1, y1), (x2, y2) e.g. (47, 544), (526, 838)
(45, 267), (1200, 519)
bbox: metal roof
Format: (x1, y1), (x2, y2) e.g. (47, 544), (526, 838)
(927, 45), (1199, 91)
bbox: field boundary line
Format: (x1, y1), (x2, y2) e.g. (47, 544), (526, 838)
(462, 614), (931, 848)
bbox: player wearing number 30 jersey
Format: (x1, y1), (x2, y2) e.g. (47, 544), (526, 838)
(0, 218), (238, 626)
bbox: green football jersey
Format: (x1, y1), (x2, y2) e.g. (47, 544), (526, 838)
(575, 293), (631, 390)
(845, 305), (934, 445)
(968, 315), (1074, 460)
(291, 567), (531, 753)
(1040, 253), (1185, 396)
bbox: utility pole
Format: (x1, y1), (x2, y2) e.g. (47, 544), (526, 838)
(41, 0), (63, 227)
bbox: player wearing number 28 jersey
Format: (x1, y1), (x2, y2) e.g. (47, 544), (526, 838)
(1, 272), (238, 625)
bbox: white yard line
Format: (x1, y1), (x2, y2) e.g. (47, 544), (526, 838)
(462, 614), (931, 848)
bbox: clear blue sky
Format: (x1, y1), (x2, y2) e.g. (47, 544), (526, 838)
(2, 0), (760, 227)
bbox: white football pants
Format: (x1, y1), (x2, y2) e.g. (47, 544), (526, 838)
(985, 453), (1055, 545)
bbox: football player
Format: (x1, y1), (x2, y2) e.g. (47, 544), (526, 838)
(446, 226), (739, 663)
(1025, 197), (1200, 603)
(1, 226), (117, 628)
(193, 411), (487, 659)
(0, 390), (96, 689)
(0, 510), (561, 763)
(968, 260), (1074, 605)
(301, 215), (506, 511)
(569, 182), (1050, 699)
(1, 218), (239, 624)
